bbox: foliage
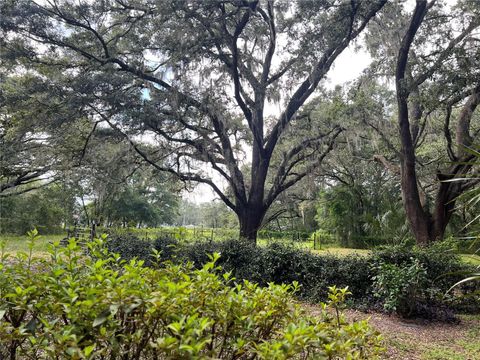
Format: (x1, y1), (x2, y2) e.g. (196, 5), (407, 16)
(444, 145), (480, 296)
(363, 1), (480, 244)
(186, 241), (480, 316)
(0, 73), (84, 195)
(0, 183), (76, 234)
(315, 180), (406, 249)
(312, 87), (408, 247)
(372, 258), (427, 317)
(372, 244), (469, 292)
(157, 239), (373, 304)
(104, 233), (480, 317)
(105, 232), (179, 267)
(104, 233), (161, 266)
(75, 152), (179, 229)
(372, 244), (480, 317)
(0, 232), (383, 359)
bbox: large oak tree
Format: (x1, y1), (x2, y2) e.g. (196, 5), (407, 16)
(1, 0), (386, 242)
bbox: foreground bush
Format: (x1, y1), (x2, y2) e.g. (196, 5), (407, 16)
(0, 232), (383, 359)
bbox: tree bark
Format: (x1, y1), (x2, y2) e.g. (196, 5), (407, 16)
(238, 204), (266, 243)
(396, 0), (431, 245)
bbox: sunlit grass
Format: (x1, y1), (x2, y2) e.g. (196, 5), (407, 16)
(0, 234), (65, 254)
(257, 238), (314, 249)
(312, 247), (371, 257)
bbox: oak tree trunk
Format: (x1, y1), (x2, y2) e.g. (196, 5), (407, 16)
(238, 205), (266, 243)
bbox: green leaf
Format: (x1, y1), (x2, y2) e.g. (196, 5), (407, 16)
(84, 345), (95, 357)
(26, 317), (39, 335)
(93, 309), (111, 327)
(447, 274), (480, 294)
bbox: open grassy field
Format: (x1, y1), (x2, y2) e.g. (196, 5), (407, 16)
(0, 234), (65, 254)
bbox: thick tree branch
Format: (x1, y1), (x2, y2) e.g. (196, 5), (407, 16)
(93, 108), (237, 211)
(1, 168), (51, 193)
(265, 127), (343, 208)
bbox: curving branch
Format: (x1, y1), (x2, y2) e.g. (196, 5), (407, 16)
(90, 106), (237, 211)
(265, 0), (387, 156)
(265, 126), (343, 208)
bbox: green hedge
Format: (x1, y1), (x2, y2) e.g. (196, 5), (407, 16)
(105, 235), (479, 318)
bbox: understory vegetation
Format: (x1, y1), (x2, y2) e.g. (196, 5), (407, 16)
(106, 234), (480, 319)
(0, 233), (383, 359)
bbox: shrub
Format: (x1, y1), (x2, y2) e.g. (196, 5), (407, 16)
(372, 244), (467, 290)
(104, 234), (479, 317)
(105, 232), (157, 265)
(180, 240), (374, 304)
(105, 233), (179, 266)
(372, 244), (478, 296)
(0, 233), (383, 359)
(152, 236), (180, 262)
(371, 244), (480, 318)
(372, 258), (428, 317)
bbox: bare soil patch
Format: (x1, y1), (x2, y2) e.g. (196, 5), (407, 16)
(304, 304), (480, 359)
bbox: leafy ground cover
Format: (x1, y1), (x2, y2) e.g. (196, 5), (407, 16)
(0, 234), (383, 359)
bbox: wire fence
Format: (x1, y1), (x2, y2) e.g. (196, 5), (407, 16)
(64, 225), (319, 246)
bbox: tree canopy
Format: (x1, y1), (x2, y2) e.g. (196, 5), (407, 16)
(1, 0), (387, 241)
(1, 0), (479, 245)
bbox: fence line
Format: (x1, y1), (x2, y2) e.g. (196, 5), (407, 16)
(62, 225), (321, 247)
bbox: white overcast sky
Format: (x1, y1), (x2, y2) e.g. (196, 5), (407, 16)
(185, 45), (372, 204)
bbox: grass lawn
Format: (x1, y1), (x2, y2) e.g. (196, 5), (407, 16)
(315, 246), (480, 264)
(0, 234), (65, 255)
(312, 246), (371, 256)
(257, 238), (314, 249)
